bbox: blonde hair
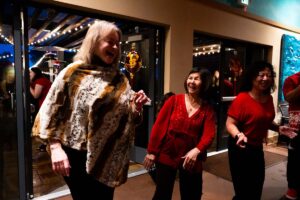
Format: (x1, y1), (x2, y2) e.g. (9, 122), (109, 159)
(73, 20), (122, 68)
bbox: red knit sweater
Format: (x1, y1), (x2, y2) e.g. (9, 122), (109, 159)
(147, 94), (216, 169)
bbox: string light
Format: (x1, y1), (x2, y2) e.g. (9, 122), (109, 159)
(65, 49), (79, 53)
(0, 53), (13, 60)
(29, 20), (94, 46)
(0, 32), (13, 45)
(193, 44), (221, 56)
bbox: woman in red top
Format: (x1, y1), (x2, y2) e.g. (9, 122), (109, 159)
(30, 67), (52, 108)
(143, 68), (216, 200)
(226, 61), (297, 200)
(30, 67), (52, 151)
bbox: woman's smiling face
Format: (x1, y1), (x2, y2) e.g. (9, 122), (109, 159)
(94, 30), (120, 65)
(186, 72), (202, 95)
(252, 67), (273, 92)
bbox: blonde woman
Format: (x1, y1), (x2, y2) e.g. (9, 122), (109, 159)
(32, 20), (150, 200)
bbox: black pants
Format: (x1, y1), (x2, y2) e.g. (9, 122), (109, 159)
(228, 137), (265, 200)
(62, 146), (114, 200)
(287, 136), (300, 191)
(153, 162), (203, 200)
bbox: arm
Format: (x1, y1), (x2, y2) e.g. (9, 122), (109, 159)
(270, 121), (297, 139)
(143, 95), (175, 170)
(183, 106), (216, 171)
(49, 139), (70, 177)
(283, 76), (300, 103)
(147, 95), (175, 155)
(131, 89), (150, 121)
(196, 107), (216, 152)
(30, 83), (43, 99)
(226, 116), (247, 148)
(285, 85), (300, 103)
(32, 65), (70, 139)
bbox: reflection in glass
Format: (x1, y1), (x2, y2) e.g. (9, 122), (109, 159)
(0, 1), (19, 199)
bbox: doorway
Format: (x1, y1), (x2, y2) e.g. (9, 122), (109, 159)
(25, 3), (164, 199)
(193, 32), (270, 151)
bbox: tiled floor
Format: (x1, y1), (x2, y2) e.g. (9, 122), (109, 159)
(37, 144), (289, 200)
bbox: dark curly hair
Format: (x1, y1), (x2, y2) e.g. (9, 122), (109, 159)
(239, 61), (276, 94)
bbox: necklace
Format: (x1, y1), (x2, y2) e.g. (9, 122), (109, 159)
(186, 94), (201, 113)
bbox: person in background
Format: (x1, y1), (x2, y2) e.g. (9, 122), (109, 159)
(148, 91), (175, 183)
(29, 67), (52, 152)
(223, 57), (243, 96)
(29, 67), (52, 108)
(156, 92), (175, 117)
(32, 20), (150, 200)
(226, 61), (297, 200)
(282, 71), (300, 200)
(143, 68), (216, 200)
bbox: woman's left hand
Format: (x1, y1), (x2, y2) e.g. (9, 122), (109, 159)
(279, 125), (298, 139)
(182, 147), (200, 171)
(133, 90), (151, 112)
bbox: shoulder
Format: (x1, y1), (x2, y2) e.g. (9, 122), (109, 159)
(175, 94), (185, 100)
(60, 61), (84, 80)
(234, 92), (249, 101)
(285, 73), (300, 84)
(160, 94), (177, 108)
(230, 92), (249, 108)
(37, 77), (51, 84)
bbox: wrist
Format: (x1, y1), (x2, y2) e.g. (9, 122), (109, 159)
(134, 106), (143, 115)
(234, 133), (242, 140)
(135, 104), (142, 113)
(194, 147), (201, 154)
(49, 140), (62, 150)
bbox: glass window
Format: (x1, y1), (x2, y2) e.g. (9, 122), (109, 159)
(0, 1), (19, 199)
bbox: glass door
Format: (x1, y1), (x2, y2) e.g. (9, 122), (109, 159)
(193, 33), (270, 151)
(120, 28), (163, 164)
(0, 1), (32, 199)
(0, 12), (19, 198)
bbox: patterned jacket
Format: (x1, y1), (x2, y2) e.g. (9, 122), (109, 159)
(32, 61), (141, 187)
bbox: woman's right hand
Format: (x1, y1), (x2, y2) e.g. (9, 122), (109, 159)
(236, 132), (247, 148)
(50, 143), (70, 177)
(143, 154), (156, 171)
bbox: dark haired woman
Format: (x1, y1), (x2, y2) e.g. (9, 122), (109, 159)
(226, 61), (297, 200)
(30, 67), (52, 151)
(29, 67), (52, 109)
(143, 68), (216, 200)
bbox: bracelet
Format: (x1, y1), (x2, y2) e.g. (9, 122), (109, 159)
(234, 133), (242, 140)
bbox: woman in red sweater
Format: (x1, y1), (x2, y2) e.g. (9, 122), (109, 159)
(143, 68), (216, 200)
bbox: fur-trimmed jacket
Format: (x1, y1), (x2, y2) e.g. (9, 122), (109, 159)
(32, 61), (141, 187)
